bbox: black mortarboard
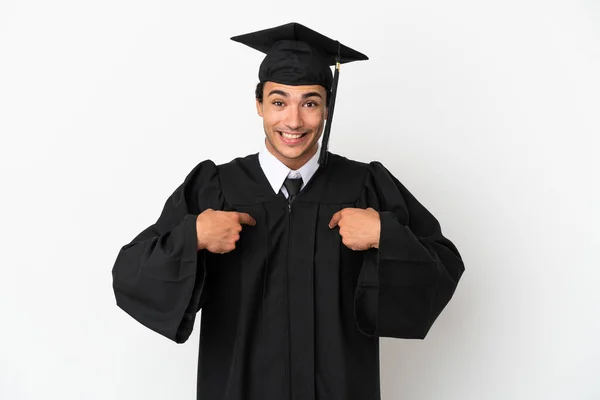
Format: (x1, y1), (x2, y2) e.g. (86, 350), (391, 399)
(231, 22), (368, 166)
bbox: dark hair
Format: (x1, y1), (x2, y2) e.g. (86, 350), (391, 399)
(255, 82), (330, 107)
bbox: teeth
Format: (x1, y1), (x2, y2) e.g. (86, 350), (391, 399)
(281, 132), (304, 139)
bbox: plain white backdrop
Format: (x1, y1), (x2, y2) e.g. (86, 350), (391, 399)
(1, 0), (599, 399)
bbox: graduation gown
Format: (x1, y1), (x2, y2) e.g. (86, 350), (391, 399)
(111, 152), (464, 400)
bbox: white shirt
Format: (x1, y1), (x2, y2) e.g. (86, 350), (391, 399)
(258, 139), (321, 198)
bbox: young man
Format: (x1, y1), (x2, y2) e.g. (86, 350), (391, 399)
(112, 22), (464, 400)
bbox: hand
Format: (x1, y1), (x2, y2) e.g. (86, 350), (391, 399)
(196, 209), (256, 254)
(328, 207), (381, 251)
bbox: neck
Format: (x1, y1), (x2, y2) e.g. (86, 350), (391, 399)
(266, 139), (318, 171)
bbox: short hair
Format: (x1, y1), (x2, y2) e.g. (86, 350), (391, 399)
(255, 82), (330, 107)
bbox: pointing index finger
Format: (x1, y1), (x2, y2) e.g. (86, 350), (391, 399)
(329, 210), (342, 229)
(237, 212), (256, 226)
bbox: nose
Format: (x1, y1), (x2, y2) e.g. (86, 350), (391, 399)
(284, 105), (303, 131)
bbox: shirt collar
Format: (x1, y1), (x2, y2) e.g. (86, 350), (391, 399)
(258, 139), (321, 194)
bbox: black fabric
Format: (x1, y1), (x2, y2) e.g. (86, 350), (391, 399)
(112, 152), (465, 400)
(230, 22), (368, 89)
(283, 177), (303, 204)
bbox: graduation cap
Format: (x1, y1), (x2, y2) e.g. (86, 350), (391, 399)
(231, 22), (368, 166)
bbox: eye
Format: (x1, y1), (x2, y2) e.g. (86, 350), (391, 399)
(272, 100), (284, 107)
(304, 101), (318, 108)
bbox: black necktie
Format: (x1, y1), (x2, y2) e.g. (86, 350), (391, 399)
(283, 177), (303, 204)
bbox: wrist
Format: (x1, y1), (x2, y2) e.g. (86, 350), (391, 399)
(196, 216), (206, 250)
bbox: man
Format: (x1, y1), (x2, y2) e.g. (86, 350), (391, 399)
(112, 22), (464, 400)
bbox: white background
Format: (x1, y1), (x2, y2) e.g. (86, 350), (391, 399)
(1, 1), (599, 399)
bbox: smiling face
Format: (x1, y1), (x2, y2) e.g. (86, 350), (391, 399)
(256, 81), (328, 170)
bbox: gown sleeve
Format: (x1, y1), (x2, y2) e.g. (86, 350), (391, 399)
(354, 161), (465, 339)
(111, 160), (224, 344)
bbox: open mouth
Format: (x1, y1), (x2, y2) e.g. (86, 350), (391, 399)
(278, 131), (309, 144)
(278, 131), (308, 139)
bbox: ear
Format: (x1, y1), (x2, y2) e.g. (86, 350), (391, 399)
(256, 99), (264, 117)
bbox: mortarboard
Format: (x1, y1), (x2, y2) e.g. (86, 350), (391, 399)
(231, 22), (368, 166)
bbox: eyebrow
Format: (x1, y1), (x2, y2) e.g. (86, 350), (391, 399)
(267, 90), (323, 100)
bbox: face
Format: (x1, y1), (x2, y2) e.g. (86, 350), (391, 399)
(256, 81), (328, 170)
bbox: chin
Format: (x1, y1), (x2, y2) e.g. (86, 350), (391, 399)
(276, 147), (305, 160)
(266, 129), (320, 163)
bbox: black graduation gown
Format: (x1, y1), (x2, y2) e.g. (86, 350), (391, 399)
(112, 152), (464, 400)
